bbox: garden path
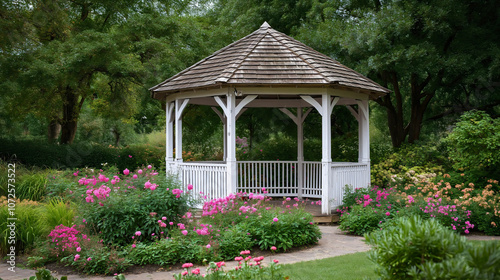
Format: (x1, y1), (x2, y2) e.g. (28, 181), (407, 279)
(1, 226), (499, 280)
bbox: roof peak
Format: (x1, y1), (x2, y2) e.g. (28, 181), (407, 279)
(260, 21), (271, 29)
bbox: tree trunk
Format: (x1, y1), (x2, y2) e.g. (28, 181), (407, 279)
(60, 89), (80, 144)
(48, 119), (61, 143)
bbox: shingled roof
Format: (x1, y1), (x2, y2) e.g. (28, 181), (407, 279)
(150, 22), (389, 98)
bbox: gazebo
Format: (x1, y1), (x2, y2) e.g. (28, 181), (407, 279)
(150, 22), (389, 214)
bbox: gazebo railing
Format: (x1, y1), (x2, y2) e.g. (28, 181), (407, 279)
(302, 162), (322, 198)
(329, 162), (370, 207)
(177, 162), (227, 200)
(237, 161), (298, 196)
(174, 161), (370, 209)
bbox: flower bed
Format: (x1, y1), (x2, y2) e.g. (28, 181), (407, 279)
(338, 171), (500, 236)
(23, 164), (321, 275)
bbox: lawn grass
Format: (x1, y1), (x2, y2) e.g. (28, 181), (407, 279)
(281, 252), (377, 280)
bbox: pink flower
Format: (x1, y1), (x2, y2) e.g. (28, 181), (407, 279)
(128, 155), (132, 158)
(132, 244), (136, 248)
(385, 212), (390, 216)
(162, 216), (167, 220)
(76, 247), (81, 252)
(273, 217), (279, 222)
(169, 222), (174, 226)
(187, 184), (193, 190)
(150, 184), (157, 191)
(74, 254), (80, 261)
(192, 268), (200, 275)
(144, 180), (152, 189)
(135, 231), (141, 236)
(206, 244), (211, 249)
(147, 165), (152, 169)
(87, 257), (92, 261)
(181, 271), (188, 276)
(182, 263), (193, 268)
(240, 250), (251, 255)
(181, 230), (188, 235)
(271, 246), (277, 251)
(273, 259), (279, 264)
(133, 174), (138, 179)
(235, 256), (243, 261)
(216, 261), (225, 268)
(123, 168), (130, 175)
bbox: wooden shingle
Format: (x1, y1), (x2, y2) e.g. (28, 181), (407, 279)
(151, 22), (389, 98)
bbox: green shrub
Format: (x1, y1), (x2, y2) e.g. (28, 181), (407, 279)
(410, 241), (500, 279)
(339, 205), (386, 235)
(218, 227), (254, 260)
(365, 215), (468, 279)
(443, 110), (500, 182)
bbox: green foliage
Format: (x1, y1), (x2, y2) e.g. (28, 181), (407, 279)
(0, 138), (164, 170)
(23, 268), (68, 280)
(444, 110), (500, 179)
(0, 199), (50, 255)
(129, 237), (206, 266)
(62, 246), (132, 275)
(44, 198), (75, 229)
(370, 143), (445, 187)
(409, 241), (500, 279)
(339, 205), (386, 236)
(365, 215), (468, 279)
(81, 175), (189, 246)
(16, 173), (48, 201)
(218, 227), (254, 260)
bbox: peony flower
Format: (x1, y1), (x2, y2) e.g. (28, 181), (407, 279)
(273, 217), (279, 222)
(181, 230), (188, 236)
(132, 244), (136, 248)
(74, 254), (80, 261)
(271, 246), (277, 251)
(138, 169), (143, 174)
(187, 184), (193, 190)
(76, 247), (81, 252)
(273, 259), (279, 264)
(87, 257), (92, 261)
(123, 168), (130, 175)
(385, 212), (390, 216)
(132, 174), (138, 179)
(206, 244), (211, 249)
(182, 263), (193, 268)
(135, 231), (141, 236)
(147, 165), (152, 169)
(192, 268), (200, 275)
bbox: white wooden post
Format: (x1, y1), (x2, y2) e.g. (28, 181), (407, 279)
(357, 100), (370, 164)
(301, 95), (339, 214)
(279, 107), (312, 199)
(215, 94), (257, 195)
(175, 99), (189, 164)
(211, 107), (227, 161)
(166, 101), (174, 172)
(321, 94), (332, 214)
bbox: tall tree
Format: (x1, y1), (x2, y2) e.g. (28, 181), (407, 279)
(0, 0), (200, 144)
(298, 0), (500, 147)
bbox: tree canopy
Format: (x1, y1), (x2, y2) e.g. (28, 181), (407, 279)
(1, 0), (498, 148)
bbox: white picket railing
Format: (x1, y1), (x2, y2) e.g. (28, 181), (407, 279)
(173, 161), (370, 209)
(329, 162), (370, 208)
(302, 162), (322, 198)
(237, 161), (298, 196)
(177, 162), (227, 200)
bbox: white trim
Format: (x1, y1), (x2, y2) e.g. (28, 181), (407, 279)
(300, 95), (323, 115)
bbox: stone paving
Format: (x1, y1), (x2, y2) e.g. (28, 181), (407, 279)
(1, 226), (499, 280)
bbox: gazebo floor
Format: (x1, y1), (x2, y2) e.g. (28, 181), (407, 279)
(266, 198), (340, 224)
